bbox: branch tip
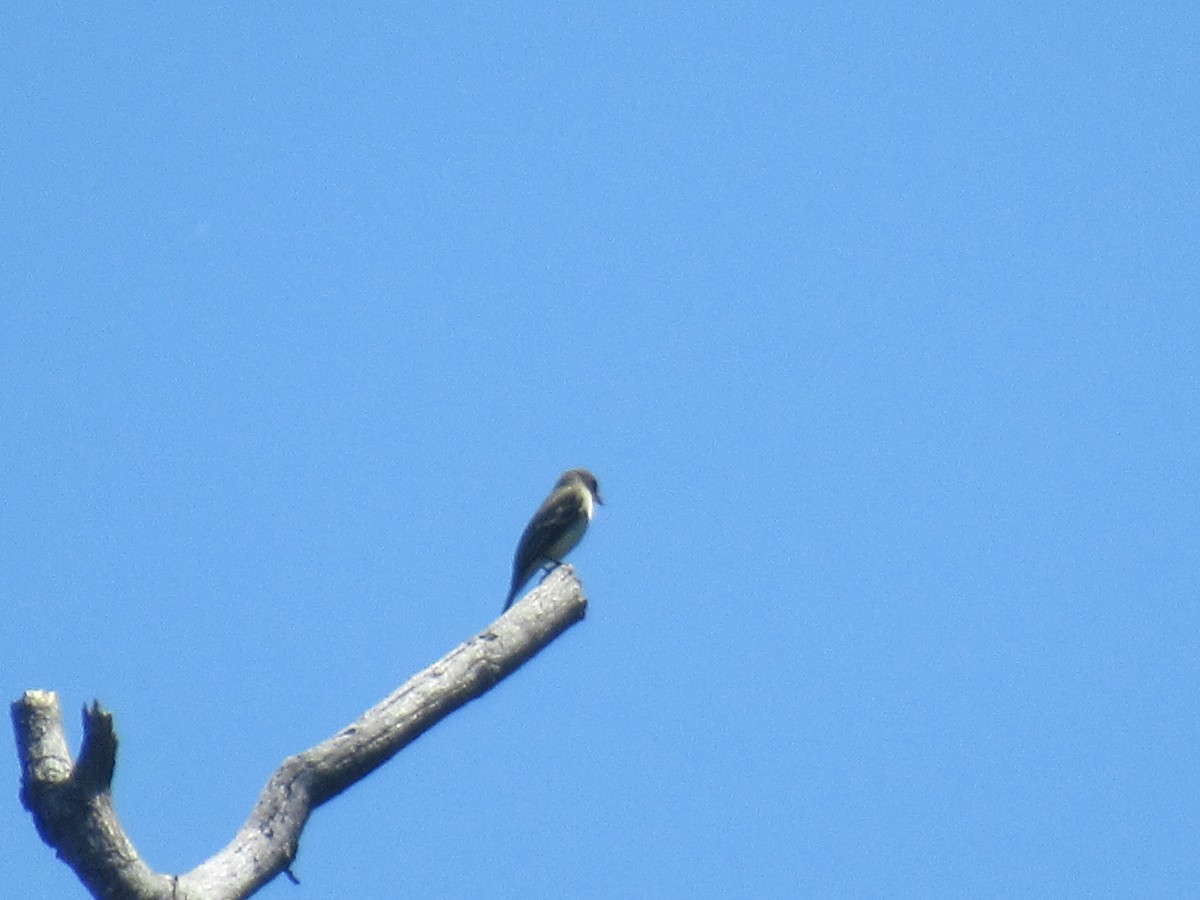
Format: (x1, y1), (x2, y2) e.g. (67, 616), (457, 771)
(75, 699), (117, 793)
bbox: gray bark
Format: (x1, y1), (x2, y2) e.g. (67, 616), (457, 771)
(12, 567), (587, 900)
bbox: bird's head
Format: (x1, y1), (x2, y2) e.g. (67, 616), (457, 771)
(559, 468), (603, 505)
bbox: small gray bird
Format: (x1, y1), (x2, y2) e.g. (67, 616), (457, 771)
(504, 468), (603, 610)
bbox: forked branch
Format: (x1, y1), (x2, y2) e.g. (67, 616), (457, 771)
(12, 567), (587, 900)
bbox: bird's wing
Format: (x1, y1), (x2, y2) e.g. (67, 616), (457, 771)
(505, 486), (588, 611)
(514, 487), (586, 572)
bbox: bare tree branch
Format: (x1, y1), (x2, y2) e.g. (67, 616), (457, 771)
(13, 567), (588, 900)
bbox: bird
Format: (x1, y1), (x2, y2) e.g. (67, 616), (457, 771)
(504, 468), (603, 611)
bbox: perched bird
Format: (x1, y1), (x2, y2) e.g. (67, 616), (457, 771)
(504, 468), (603, 610)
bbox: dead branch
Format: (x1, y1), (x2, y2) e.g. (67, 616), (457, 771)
(12, 567), (587, 900)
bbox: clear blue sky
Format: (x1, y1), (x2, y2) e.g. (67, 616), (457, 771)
(4, 5), (1198, 898)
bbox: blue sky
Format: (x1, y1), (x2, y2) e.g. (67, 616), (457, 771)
(3, 4), (1198, 898)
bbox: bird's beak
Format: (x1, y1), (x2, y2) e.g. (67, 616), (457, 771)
(595, 492), (605, 505)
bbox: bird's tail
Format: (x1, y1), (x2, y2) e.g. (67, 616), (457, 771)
(502, 584), (519, 612)
(504, 564), (532, 611)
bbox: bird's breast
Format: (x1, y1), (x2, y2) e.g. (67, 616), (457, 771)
(543, 514), (589, 562)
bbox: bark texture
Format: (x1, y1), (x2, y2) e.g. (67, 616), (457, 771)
(13, 567), (587, 900)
